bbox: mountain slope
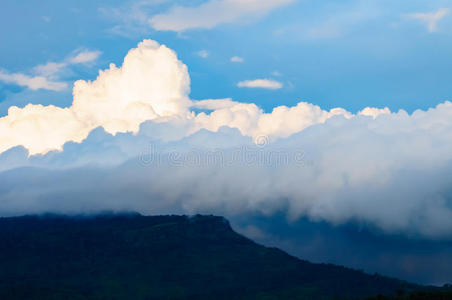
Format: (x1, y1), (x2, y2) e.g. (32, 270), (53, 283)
(0, 214), (421, 299)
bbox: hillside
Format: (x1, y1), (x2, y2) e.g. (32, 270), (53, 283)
(0, 214), (424, 300)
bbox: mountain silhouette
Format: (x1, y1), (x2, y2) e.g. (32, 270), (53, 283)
(0, 214), (434, 299)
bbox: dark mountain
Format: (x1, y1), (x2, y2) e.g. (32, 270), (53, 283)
(365, 289), (452, 300)
(0, 214), (432, 299)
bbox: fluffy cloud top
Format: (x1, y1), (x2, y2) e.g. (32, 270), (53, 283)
(237, 79), (283, 89)
(0, 39), (362, 155)
(0, 40), (191, 155)
(0, 39), (444, 156)
(149, 0), (294, 32)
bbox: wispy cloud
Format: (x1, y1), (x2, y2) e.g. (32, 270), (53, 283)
(99, 0), (167, 37)
(0, 49), (101, 91)
(149, 0), (294, 32)
(0, 71), (68, 91)
(272, 2), (380, 40)
(32, 62), (67, 77)
(406, 8), (450, 33)
(237, 79), (283, 90)
(69, 50), (102, 64)
(230, 56), (244, 63)
(197, 50), (209, 59)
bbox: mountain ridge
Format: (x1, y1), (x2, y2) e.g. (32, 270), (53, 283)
(0, 213), (431, 299)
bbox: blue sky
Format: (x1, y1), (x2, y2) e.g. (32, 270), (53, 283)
(1, 0), (452, 114)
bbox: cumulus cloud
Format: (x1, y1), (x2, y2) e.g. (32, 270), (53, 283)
(406, 8), (450, 33)
(0, 104), (91, 155)
(1, 101), (452, 240)
(191, 100), (352, 140)
(237, 79), (283, 89)
(358, 107), (391, 119)
(230, 56), (244, 63)
(0, 40), (349, 155)
(149, 0), (294, 32)
(1, 39), (452, 241)
(0, 40), (190, 155)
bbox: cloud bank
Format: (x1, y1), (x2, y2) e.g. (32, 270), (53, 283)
(1, 39), (452, 240)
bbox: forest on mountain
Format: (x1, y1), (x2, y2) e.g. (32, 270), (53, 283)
(0, 214), (448, 300)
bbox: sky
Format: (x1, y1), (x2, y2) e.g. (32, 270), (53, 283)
(1, 0), (452, 285)
(2, 0), (452, 114)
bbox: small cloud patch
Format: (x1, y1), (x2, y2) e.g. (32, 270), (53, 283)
(237, 79), (283, 90)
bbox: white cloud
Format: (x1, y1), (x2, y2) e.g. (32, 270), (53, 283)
(0, 49), (101, 92)
(0, 40), (190, 155)
(33, 62), (67, 77)
(237, 79), (283, 90)
(407, 8), (450, 33)
(230, 56), (244, 63)
(358, 107), (391, 119)
(69, 50), (102, 64)
(1, 40), (452, 240)
(192, 98), (237, 110)
(0, 40), (371, 155)
(197, 50), (209, 58)
(0, 70), (68, 91)
(192, 100), (351, 139)
(1, 101), (452, 239)
(149, 0), (294, 32)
